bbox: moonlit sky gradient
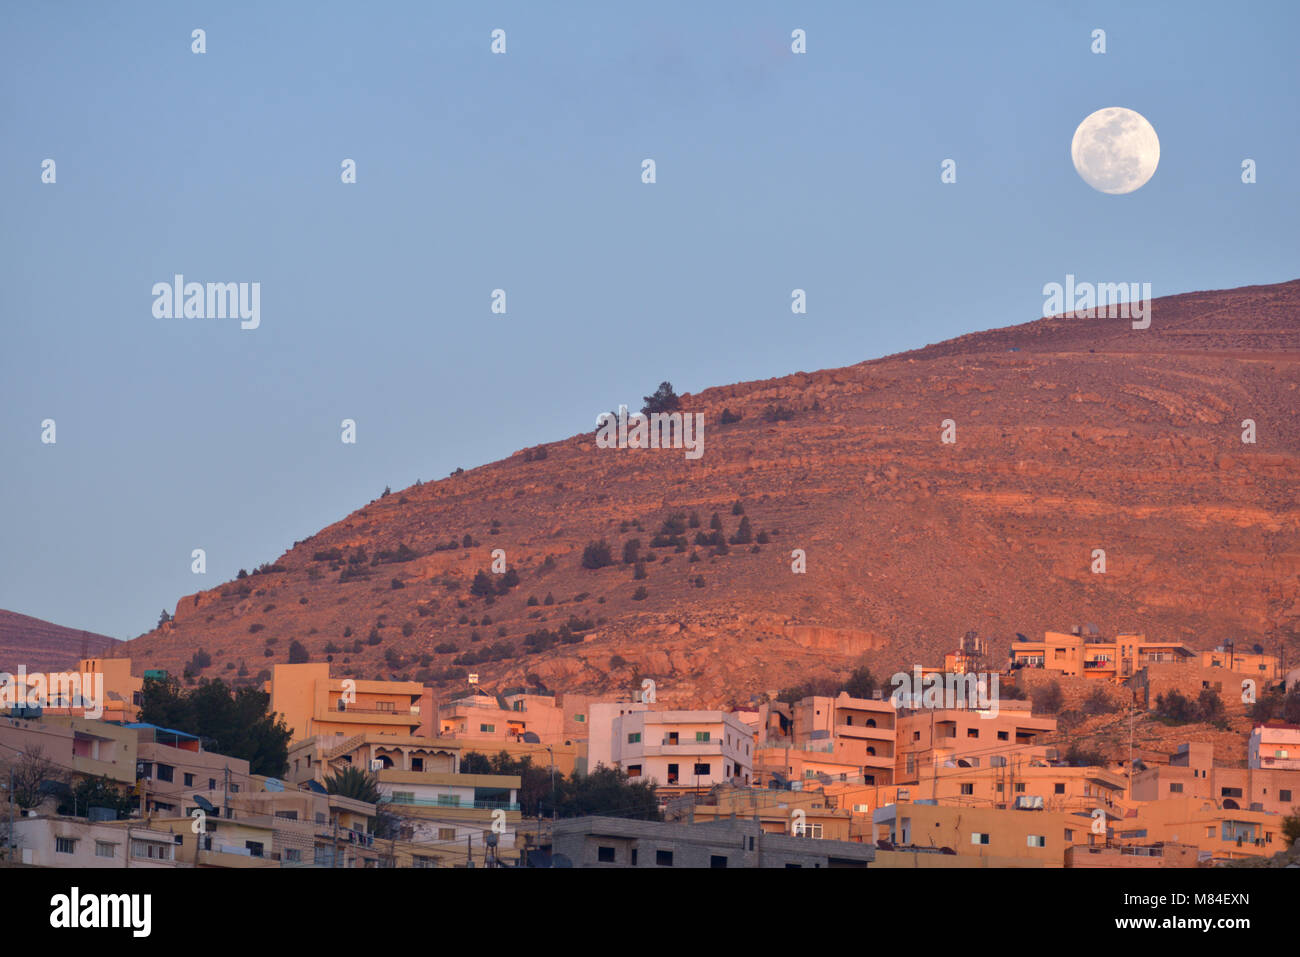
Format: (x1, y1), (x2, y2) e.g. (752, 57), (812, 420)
(2, 1), (1297, 639)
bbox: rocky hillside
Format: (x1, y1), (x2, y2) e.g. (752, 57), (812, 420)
(0, 609), (119, 674)
(116, 279), (1300, 706)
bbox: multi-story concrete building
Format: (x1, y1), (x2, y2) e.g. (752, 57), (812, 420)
(1010, 630), (1198, 680)
(131, 722), (255, 817)
(265, 663), (431, 743)
(9, 816), (180, 867)
(871, 801), (1077, 867)
(436, 691), (568, 745)
(894, 700), (1055, 784)
(0, 714), (138, 787)
(549, 815), (874, 868)
(598, 708), (754, 793)
(1249, 723), (1300, 772)
(1133, 741), (1300, 814)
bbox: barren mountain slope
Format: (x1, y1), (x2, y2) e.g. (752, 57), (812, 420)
(116, 279), (1300, 706)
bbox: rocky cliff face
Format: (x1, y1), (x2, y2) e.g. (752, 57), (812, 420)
(117, 279), (1300, 705)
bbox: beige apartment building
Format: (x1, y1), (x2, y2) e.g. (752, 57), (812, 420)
(591, 705), (754, 793)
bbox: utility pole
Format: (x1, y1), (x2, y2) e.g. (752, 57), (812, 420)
(7, 763), (14, 858)
(332, 817), (339, 868)
(223, 765), (230, 821)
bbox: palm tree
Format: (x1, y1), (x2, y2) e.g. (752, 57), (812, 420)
(323, 765), (381, 804)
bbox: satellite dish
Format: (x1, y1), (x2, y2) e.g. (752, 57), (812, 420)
(264, 778), (284, 792)
(307, 780), (327, 794)
(550, 853), (573, 869)
(522, 732), (540, 743)
(193, 795), (217, 813)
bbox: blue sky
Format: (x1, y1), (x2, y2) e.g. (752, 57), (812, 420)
(2, 1), (1296, 639)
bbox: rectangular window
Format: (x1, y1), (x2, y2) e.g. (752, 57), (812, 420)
(575, 714), (585, 723)
(627, 765), (641, 777)
(411, 758), (424, 772)
(710, 855), (727, 868)
(285, 848), (302, 863)
(971, 833), (990, 846)
(667, 763), (679, 784)
(156, 764), (174, 783)
(597, 846), (616, 863)
(391, 791), (415, 804)
(376, 701), (394, 712)
(966, 728), (979, 739)
(246, 841), (264, 858)
(183, 773), (194, 787)
(655, 849), (673, 866)
(1170, 782), (1183, 793)
(997, 731), (1008, 741)
(960, 783), (973, 795)
(1281, 790), (1292, 802)
(95, 841), (116, 858)
(627, 732), (641, 744)
(630, 848), (637, 865)
(56, 837), (76, 854)
(694, 763), (711, 776)
(437, 828), (456, 841)
(209, 778), (216, 790)
(480, 723), (495, 733)
(131, 840), (173, 861)
(436, 794), (462, 807)
(1054, 783), (1065, 794)
(1027, 835), (1046, 848)
(695, 731), (711, 742)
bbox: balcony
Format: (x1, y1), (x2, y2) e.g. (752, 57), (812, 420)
(381, 797), (520, 811)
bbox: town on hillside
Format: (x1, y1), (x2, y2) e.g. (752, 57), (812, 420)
(3, 627), (1298, 870)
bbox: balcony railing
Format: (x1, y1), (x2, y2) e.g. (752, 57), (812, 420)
(381, 797), (519, 811)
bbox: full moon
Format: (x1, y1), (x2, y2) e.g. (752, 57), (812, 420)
(1071, 107), (1160, 194)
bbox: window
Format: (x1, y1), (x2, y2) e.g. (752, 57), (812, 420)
(183, 773), (194, 787)
(966, 728), (979, 738)
(970, 833), (990, 845)
(1281, 790), (1292, 803)
(1054, 783), (1065, 794)
(438, 828), (456, 841)
(630, 849), (638, 865)
(627, 765), (642, 777)
(246, 841), (264, 857)
(1027, 835), (1046, 848)
(156, 764), (174, 783)
(376, 701), (394, 712)
(695, 731), (711, 742)
(56, 837), (77, 854)
(436, 794), (462, 807)
(655, 849), (673, 866)
(275, 810), (299, 820)
(575, 714), (585, 722)
(710, 855), (727, 868)
(997, 731), (1008, 740)
(597, 846), (616, 863)
(1221, 787), (1243, 798)
(628, 732), (641, 744)
(960, 783), (974, 795)
(131, 840), (173, 861)
(1015, 783), (1025, 793)
(285, 848), (302, 863)
(667, 763), (679, 784)
(411, 758), (424, 772)
(391, 791), (415, 804)
(1170, 782), (1183, 793)
(230, 783), (239, 793)
(413, 855), (436, 868)
(209, 778), (216, 790)
(95, 841), (116, 859)
(480, 723), (495, 733)
(693, 763), (711, 776)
